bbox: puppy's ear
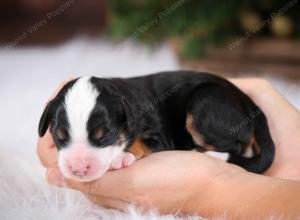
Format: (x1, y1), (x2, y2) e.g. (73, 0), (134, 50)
(121, 96), (137, 133)
(38, 100), (59, 137)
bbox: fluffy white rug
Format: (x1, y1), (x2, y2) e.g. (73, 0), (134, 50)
(0, 37), (299, 220)
(0, 151), (202, 220)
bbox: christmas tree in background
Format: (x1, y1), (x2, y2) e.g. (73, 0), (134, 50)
(107, 0), (299, 58)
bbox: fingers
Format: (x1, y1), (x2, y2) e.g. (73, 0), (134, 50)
(37, 128), (57, 168)
(47, 167), (92, 193)
(230, 77), (300, 154)
(86, 194), (129, 211)
(231, 77), (300, 119)
(37, 128), (55, 149)
(47, 167), (131, 211)
(48, 77), (75, 101)
(229, 78), (296, 114)
(46, 166), (64, 185)
(47, 166), (133, 198)
(229, 78), (273, 97)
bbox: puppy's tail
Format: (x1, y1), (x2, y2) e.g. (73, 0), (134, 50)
(228, 111), (275, 173)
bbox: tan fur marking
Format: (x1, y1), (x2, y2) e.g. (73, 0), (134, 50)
(205, 144), (215, 151)
(186, 114), (215, 151)
(56, 128), (66, 140)
(243, 136), (260, 158)
(252, 136), (261, 154)
(186, 114), (205, 146)
(127, 139), (151, 159)
(93, 128), (104, 140)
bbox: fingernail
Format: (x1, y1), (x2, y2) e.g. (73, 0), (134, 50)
(47, 168), (64, 186)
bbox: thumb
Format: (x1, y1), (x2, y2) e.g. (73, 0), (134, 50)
(47, 167), (93, 194)
(46, 167), (64, 186)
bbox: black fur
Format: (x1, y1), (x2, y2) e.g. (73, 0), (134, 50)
(38, 71), (275, 173)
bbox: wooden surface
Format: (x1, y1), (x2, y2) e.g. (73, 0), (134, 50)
(0, 0), (107, 46)
(179, 38), (300, 80)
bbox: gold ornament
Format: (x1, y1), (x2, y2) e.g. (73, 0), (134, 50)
(271, 16), (294, 38)
(240, 10), (262, 33)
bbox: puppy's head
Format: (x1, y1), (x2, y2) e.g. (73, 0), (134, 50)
(38, 76), (133, 182)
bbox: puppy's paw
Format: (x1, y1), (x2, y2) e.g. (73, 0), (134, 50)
(111, 152), (136, 170)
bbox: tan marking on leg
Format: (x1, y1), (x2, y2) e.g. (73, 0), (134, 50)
(243, 145), (254, 158)
(186, 114), (205, 146)
(252, 137), (261, 154)
(205, 144), (215, 151)
(126, 139), (151, 159)
(243, 136), (260, 158)
(186, 114), (215, 151)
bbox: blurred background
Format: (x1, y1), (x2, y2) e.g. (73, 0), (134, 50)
(0, 0), (299, 157)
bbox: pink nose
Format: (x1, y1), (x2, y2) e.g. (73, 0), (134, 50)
(63, 145), (101, 179)
(69, 164), (90, 177)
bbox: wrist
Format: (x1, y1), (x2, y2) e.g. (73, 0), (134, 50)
(183, 160), (247, 217)
(185, 162), (271, 218)
(189, 167), (299, 219)
(201, 165), (251, 217)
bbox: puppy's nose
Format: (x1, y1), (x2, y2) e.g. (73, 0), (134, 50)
(62, 146), (102, 180)
(68, 158), (94, 178)
(70, 164), (90, 177)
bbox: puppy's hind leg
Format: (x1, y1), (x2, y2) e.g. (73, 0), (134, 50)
(185, 82), (274, 173)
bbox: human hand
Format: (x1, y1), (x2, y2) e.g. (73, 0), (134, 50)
(36, 79), (245, 215)
(37, 77), (300, 217)
(38, 78), (300, 180)
(47, 150), (245, 216)
(37, 112), (243, 215)
(230, 78), (300, 180)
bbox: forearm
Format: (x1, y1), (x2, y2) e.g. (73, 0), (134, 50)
(189, 171), (300, 219)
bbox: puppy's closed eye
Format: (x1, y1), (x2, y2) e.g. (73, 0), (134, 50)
(56, 128), (67, 141)
(92, 128), (104, 140)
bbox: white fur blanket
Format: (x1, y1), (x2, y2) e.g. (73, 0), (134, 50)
(0, 37), (299, 220)
(0, 151), (201, 220)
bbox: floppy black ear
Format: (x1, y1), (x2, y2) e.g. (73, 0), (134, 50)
(38, 100), (58, 137)
(38, 78), (79, 137)
(121, 96), (138, 133)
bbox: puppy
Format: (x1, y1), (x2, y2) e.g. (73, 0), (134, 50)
(38, 71), (275, 182)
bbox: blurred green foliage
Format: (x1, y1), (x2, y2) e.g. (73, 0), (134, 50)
(107, 0), (300, 58)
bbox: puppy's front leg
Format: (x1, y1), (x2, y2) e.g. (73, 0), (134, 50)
(111, 138), (152, 170)
(111, 152), (136, 170)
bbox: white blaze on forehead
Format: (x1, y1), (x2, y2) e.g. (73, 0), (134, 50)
(60, 78), (133, 182)
(64, 76), (99, 142)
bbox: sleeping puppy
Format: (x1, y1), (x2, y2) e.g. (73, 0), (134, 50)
(38, 71), (275, 182)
